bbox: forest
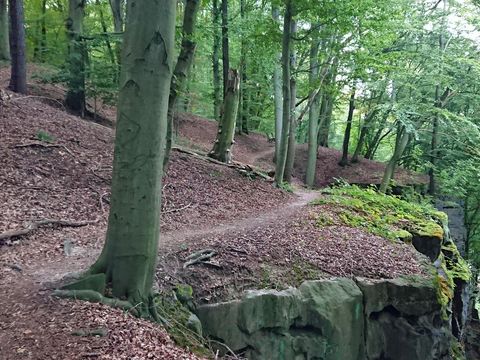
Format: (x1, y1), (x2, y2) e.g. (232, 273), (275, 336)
(1, 0), (480, 359)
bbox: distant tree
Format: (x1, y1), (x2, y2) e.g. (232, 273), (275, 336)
(8, 0), (27, 94)
(272, 6), (282, 162)
(221, 0), (229, 97)
(0, 0), (10, 61)
(212, 0), (221, 120)
(60, 0), (176, 317)
(65, 0), (86, 116)
(339, 87), (356, 167)
(209, 69), (240, 163)
(165, 0), (201, 168)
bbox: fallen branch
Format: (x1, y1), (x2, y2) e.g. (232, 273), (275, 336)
(0, 218), (99, 243)
(183, 249), (217, 268)
(161, 202), (192, 214)
(13, 142), (74, 157)
(10, 95), (66, 110)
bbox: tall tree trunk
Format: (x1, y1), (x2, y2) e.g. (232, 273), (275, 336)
(212, 0), (221, 121)
(221, 0), (229, 98)
(317, 58), (338, 148)
(272, 6), (282, 162)
(65, 0), (86, 116)
(0, 0), (9, 61)
(237, 0), (248, 135)
(379, 125), (410, 193)
(274, 0), (292, 185)
(209, 69), (240, 163)
(305, 30), (321, 187)
(339, 87), (356, 167)
(96, 0), (116, 66)
(8, 0), (27, 94)
(109, 0), (124, 64)
(164, 0), (200, 169)
(283, 18), (297, 183)
(351, 107), (381, 163)
(33, 0), (47, 62)
(86, 0), (176, 315)
(428, 86), (440, 196)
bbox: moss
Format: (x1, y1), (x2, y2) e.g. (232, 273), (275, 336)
(312, 185), (445, 243)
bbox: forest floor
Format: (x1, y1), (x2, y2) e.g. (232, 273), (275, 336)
(0, 66), (429, 359)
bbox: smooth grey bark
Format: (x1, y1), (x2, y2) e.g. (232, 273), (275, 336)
(221, 0), (229, 97)
(272, 6), (283, 162)
(212, 0), (221, 120)
(164, 0), (201, 169)
(274, 0), (292, 185)
(237, 0), (248, 135)
(8, 0), (27, 94)
(0, 0), (9, 61)
(88, 0), (176, 313)
(65, 0), (86, 116)
(379, 124), (410, 193)
(283, 18), (297, 183)
(209, 69), (240, 163)
(339, 87), (356, 167)
(305, 29), (321, 187)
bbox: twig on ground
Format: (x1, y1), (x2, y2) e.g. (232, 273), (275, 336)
(0, 218), (99, 243)
(13, 142), (75, 157)
(162, 202), (192, 214)
(183, 249), (218, 268)
(208, 339), (240, 359)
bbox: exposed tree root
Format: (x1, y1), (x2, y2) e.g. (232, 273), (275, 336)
(13, 142), (75, 157)
(52, 289), (140, 317)
(0, 218), (99, 244)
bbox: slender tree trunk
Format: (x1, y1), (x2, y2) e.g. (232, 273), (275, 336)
(379, 125), (410, 193)
(65, 0), (86, 116)
(212, 0), (221, 120)
(87, 0), (176, 314)
(274, 0), (292, 185)
(164, 0), (200, 169)
(306, 31), (321, 187)
(272, 6), (282, 162)
(428, 85), (440, 196)
(209, 69), (240, 163)
(0, 0), (9, 61)
(109, 0), (124, 64)
(317, 58), (338, 148)
(283, 19), (297, 183)
(221, 0), (229, 98)
(352, 108), (380, 163)
(97, 0), (116, 66)
(33, 0), (47, 62)
(8, 0), (27, 94)
(339, 87), (356, 167)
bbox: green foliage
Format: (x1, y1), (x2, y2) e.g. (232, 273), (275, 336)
(36, 129), (55, 143)
(313, 184), (444, 241)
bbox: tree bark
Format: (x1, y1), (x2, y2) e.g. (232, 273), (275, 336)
(351, 108), (380, 163)
(212, 0), (221, 121)
(209, 69), (240, 163)
(65, 0), (86, 116)
(0, 0), (9, 61)
(274, 0), (292, 185)
(305, 32), (321, 187)
(339, 87), (356, 167)
(272, 6), (282, 162)
(221, 0), (229, 98)
(8, 0), (27, 94)
(87, 0), (176, 314)
(379, 124), (410, 193)
(283, 18), (297, 183)
(317, 58), (338, 148)
(237, 0), (248, 135)
(164, 0), (200, 169)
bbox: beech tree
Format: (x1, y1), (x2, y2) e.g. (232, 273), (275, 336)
(8, 0), (27, 94)
(58, 0), (176, 317)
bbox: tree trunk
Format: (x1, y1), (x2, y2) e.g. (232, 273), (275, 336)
(0, 0), (9, 61)
(65, 0), (86, 116)
(272, 6), (282, 162)
(237, 0), (248, 135)
(164, 0), (200, 169)
(428, 86), (440, 196)
(221, 0), (229, 98)
(209, 69), (240, 163)
(97, 0), (116, 66)
(109, 0), (124, 73)
(8, 0), (27, 94)
(274, 0), (292, 185)
(212, 0), (221, 121)
(283, 19), (297, 183)
(87, 0), (176, 314)
(317, 58), (338, 148)
(379, 125), (410, 193)
(339, 87), (356, 167)
(305, 31), (321, 187)
(352, 108), (379, 163)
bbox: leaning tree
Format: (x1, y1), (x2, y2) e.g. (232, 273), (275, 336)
(56, 0), (176, 319)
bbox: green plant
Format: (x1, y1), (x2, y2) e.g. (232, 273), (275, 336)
(36, 130), (55, 143)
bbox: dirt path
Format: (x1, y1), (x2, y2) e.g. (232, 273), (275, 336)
(159, 188), (319, 252)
